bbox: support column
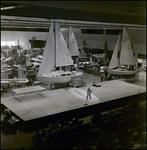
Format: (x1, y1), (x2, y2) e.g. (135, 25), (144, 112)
(31, 37), (36, 49)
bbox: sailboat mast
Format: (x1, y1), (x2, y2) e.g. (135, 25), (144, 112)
(6, 38), (7, 48)
(118, 28), (123, 67)
(54, 21), (56, 69)
(120, 26), (135, 66)
(67, 26), (69, 49)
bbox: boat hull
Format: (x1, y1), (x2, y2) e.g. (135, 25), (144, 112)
(71, 71), (83, 78)
(38, 70), (83, 84)
(1, 80), (9, 88)
(18, 79), (29, 86)
(37, 75), (71, 84)
(8, 78), (29, 87)
(108, 68), (139, 76)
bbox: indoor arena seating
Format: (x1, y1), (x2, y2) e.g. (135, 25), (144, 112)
(30, 98), (146, 149)
(1, 113), (21, 135)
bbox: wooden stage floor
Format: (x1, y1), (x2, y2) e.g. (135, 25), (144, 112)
(1, 80), (146, 122)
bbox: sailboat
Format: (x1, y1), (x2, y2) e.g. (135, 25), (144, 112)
(1, 64), (11, 89)
(67, 26), (83, 77)
(1, 56), (14, 64)
(1, 64), (29, 89)
(67, 26), (80, 57)
(37, 21), (73, 84)
(108, 26), (138, 76)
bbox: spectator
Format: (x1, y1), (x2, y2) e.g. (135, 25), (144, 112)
(100, 73), (105, 82)
(3, 109), (12, 122)
(104, 68), (108, 81)
(32, 130), (42, 145)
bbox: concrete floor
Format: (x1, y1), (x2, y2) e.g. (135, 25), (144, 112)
(1, 70), (146, 149)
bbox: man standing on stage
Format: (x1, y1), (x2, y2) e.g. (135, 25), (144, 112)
(86, 85), (93, 100)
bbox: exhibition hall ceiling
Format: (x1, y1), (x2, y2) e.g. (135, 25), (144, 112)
(1, 1), (146, 30)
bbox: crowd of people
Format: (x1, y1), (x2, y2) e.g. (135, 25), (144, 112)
(30, 99), (146, 149)
(1, 108), (21, 134)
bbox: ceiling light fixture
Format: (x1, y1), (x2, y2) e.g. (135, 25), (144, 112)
(1, 6), (17, 10)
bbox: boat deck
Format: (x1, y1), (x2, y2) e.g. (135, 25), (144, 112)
(1, 80), (146, 122)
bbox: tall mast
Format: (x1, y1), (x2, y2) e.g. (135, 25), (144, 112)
(6, 38), (7, 48)
(119, 29), (122, 67)
(54, 21), (56, 68)
(17, 38), (20, 49)
(67, 26), (69, 49)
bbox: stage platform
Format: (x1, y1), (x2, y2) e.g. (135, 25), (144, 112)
(1, 80), (146, 123)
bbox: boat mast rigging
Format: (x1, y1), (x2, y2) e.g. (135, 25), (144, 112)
(54, 21), (56, 69)
(118, 28), (122, 67)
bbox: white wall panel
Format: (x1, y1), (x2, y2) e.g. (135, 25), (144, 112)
(86, 40), (104, 49)
(1, 31), (15, 41)
(107, 42), (116, 50)
(1, 31), (49, 48)
(133, 44), (146, 55)
(127, 29), (146, 45)
(127, 29), (146, 36)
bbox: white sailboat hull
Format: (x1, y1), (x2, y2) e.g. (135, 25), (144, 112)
(1, 78), (29, 88)
(38, 71), (83, 84)
(8, 78), (29, 86)
(37, 71), (72, 84)
(37, 75), (71, 84)
(1, 80), (9, 88)
(17, 79), (29, 86)
(108, 68), (139, 76)
(71, 71), (83, 78)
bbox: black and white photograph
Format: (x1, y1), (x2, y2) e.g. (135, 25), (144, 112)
(1, 1), (146, 149)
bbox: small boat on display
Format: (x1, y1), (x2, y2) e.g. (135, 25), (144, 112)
(67, 26), (83, 77)
(1, 56), (14, 64)
(1, 80), (9, 90)
(67, 26), (80, 57)
(1, 70), (29, 89)
(37, 21), (74, 84)
(29, 55), (42, 75)
(15, 79), (29, 87)
(108, 26), (138, 76)
(1, 64), (12, 89)
(8, 78), (29, 87)
(1, 64), (29, 89)
(1, 63), (12, 71)
(10, 64), (29, 87)
(31, 55), (42, 63)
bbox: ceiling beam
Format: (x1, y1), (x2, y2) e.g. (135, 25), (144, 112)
(1, 1), (146, 17)
(1, 5), (146, 25)
(1, 15), (146, 30)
